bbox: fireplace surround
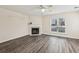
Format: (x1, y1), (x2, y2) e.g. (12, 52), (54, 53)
(29, 26), (40, 36)
(32, 28), (39, 34)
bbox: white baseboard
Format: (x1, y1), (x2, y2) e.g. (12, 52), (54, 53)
(43, 33), (79, 39)
(0, 34), (29, 43)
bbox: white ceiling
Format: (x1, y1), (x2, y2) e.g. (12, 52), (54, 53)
(0, 5), (79, 15)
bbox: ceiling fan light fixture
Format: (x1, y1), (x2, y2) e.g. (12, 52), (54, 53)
(40, 5), (53, 13)
(41, 8), (45, 12)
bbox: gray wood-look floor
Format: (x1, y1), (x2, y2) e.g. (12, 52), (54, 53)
(0, 35), (79, 53)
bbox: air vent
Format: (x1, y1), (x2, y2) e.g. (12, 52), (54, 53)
(74, 7), (79, 9)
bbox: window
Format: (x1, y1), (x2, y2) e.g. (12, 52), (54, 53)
(51, 17), (65, 33)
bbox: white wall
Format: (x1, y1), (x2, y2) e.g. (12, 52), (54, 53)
(0, 8), (29, 43)
(42, 11), (79, 39)
(0, 8), (43, 43)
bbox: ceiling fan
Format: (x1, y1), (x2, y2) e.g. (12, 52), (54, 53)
(39, 5), (53, 12)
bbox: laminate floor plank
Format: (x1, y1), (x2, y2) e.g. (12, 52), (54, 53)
(0, 35), (79, 53)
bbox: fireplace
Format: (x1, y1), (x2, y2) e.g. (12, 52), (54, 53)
(31, 28), (39, 35)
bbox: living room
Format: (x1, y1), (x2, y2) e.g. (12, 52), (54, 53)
(0, 5), (79, 53)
